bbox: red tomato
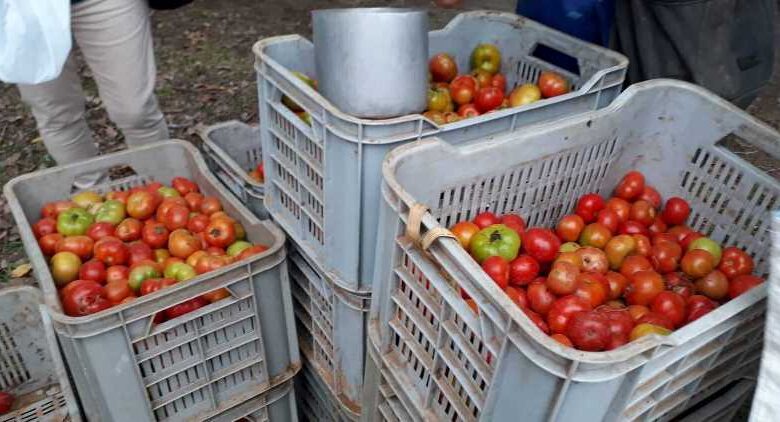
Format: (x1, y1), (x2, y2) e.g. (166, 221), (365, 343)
(537, 71), (570, 98)
(551, 333), (573, 347)
(728, 275), (763, 299)
(204, 219), (236, 248)
(665, 272), (695, 299)
(105, 280), (135, 304)
(79, 260), (107, 284)
(668, 225), (694, 244)
(523, 308), (550, 334)
(630, 200), (656, 226)
(652, 233), (677, 246)
(687, 295), (718, 323)
(126, 191), (159, 220)
(139, 277), (177, 296)
(605, 271), (629, 300)
(39, 233), (63, 256)
(627, 305), (650, 321)
(500, 214), (526, 234)
(637, 312), (674, 330)
(508, 255), (540, 287)
(33, 218), (57, 239)
(650, 241), (682, 274)
(575, 193), (605, 223)
(680, 232), (705, 250)
(597, 307), (635, 350)
(474, 87), (504, 113)
(647, 218), (668, 235)
(0, 391), (14, 414)
(450, 221), (480, 249)
(127, 241), (154, 267)
(106, 265), (129, 284)
(490, 73), (507, 93)
(184, 192), (204, 212)
(556, 214), (585, 242)
(116, 218), (143, 242)
(574, 273), (608, 308)
(639, 186), (662, 209)
(106, 190), (130, 204)
(595, 209), (620, 234)
(187, 213), (210, 234)
(681, 249), (715, 278)
(527, 280), (556, 316)
(56, 235), (94, 260)
(566, 311), (610, 351)
(41, 200), (75, 219)
(156, 197), (188, 222)
(620, 255), (653, 279)
(718, 247), (754, 279)
(482, 256), (510, 289)
(142, 222), (170, 249)
(86, 222), (116, 241)
(457, 103), (480, 118)
(523, 228), (561, 263)
(546, 262), (580, 295)
(579, 223), (612, 249)
(633, 234), (652, 257)
(662, 197), (691, 226)
(429, 53), (458, 82)
(547, 295), (591, 334)
(171, 177), (199, 196)
(614, 171), (645, 201)
(605, 198), (631, 223)
(165, 297), (209, 319)
(625, 270), (664, 306)
(449, 75), (478, 105)
(472, 212), (500, 229)
(619, 220), (650, 237)
(60, 280), (112, 317)
(161, 204), (190, 231)
(695, 270), (729, 300)
(651, 291), (687, 328)
(200, 197), (223, 216)
(236, 245), (269, 261)
(169, 229), (203, 259)
(505, 286), (528, 308)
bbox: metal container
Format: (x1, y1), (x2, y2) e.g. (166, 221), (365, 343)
(312, 8), (428, 119)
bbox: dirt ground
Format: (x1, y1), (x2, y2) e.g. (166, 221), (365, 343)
(0, 0), (778, 288)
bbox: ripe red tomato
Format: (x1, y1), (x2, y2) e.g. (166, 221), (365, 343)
(651, 291), (687, 328)
(474, 87), (504, 113)
(527, 280), (556, 316)
(718, 247), (754, 279)
(574, 273), (608, 308)
(60, 280), (111, 317)
(556, 214), (585, 242)
(661, 197), (691, 226)
(127, 241), (154, 267)
(106, 190), (130, 204)
(636, 312), (674, 330)
(500, 214), (526, 234)
(537, 71), (570, 98)
(523, 308), (550, 334)
(547, 295), (591, 334)
(605, 271), (628, 300)
(681, 249), (715, 278)
(546, 261), (580, 295)
(619, 220), (650, 237)
(171, 177), (199, 196)
(169, 229), (203, 259)
(595, 209), (620, 234)
(482, 256), (510, 289)
(105, 280), (135, 305)
(429, 53), (458, 83)
(625, 270), (664, 306)
(39, 233), (64, 256)
(86, 222), (116, 241)
(200, 197), (223, 216)
(184, 192), (204, 212)
(639, 186), (662, 209)
(41, 200), (75, 219)
(457, 103), (480, 118)
(79, 260), (107, 284)
(187, 213), (210, 234)
(472, 212), (500, 229)
(668, 225), (694, 244)
(665, 272), (695, 299)
(165, 297), (209, 319)
(597, 307), (635, 350)
(33, 218), (57, 239)
(106, 265), (129, 284)
(204, 219), (236, 248)
(509, 255), (540, 287)
(614, 171), (645, 201)
(56, 235), (94, 260)
(633, 234), (652, 257)
(728, 275), (763, 299)
(579, 223), (612, 249)
(652, 233), (677, 246)
(620, 255), (653, 279)
(687, 295), (718, 323)
(449, 79), (476, 106)
(630, 200), (656, 226)
(115, 218), (143, 242)
(647, 218), (668, 235)
(161, 204), (190, 231)
(650, 241), (683, 273)
(127, 191), (159, 220)
(566, 311), (610, 351)
(194, 254), (231, 274)
(575, 193), (605, 223)
(680, 232), (705, 250)
(551, 333), (573, 347)
(505, 286), (528, 308)
(155, 197), (187, 221)
(627, 304), (650, 321)
(93, 238), (129, 266)
(605, 197), (631, 223)
(236, 245), (269, 261)
(695, 270), (729, 300)
(142, 222), (170, 249)
(139, 277), (177, 296)
(490, 73), (507, 93)
(523, 228), (561, 263)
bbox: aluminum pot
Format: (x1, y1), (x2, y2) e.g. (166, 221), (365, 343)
(312, 8), (429, 119)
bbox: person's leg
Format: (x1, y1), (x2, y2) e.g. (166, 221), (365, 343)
(71, 0), (169, 148)
(17, 51), (98, 164)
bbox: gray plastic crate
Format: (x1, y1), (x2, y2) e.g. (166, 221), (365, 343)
(676, 379), (754, 422)
(204, 377), (298, 422)
(295, 356), (355, 422)
(199, 121), (268, 219)
(288, 245), (370, 419)
(4, 141), (300, 422)
(366, 79), (777, 422)
(253, 11), (628, 292)
(0, 286), (80, 422)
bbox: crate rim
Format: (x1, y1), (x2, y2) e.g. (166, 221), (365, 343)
(3, 140), (287, 329)
(198, 120), (265, 193)
(378, 78), (775, 370)
(251, 10), (629, 136)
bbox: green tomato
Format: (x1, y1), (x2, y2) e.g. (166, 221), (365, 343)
(688, 237), (722, 265)
(158, 187), (180, 198)
(559, 242), (581, 253)
(469, 224), (521, 264)
(95, 200), (126, 225)
(227, 241), (252, 257)
(164, 262), (197, 282)
(128, 265), (161, 292)
(57, 208), (94, 236)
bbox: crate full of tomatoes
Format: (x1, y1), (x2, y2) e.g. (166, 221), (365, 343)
(450, 170), (764, 352)
(4, 141), (299, 422)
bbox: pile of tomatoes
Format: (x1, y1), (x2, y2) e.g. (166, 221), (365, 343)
(449, 171), (764, 352)
(247, 163), (265, 184)
(424, 43), (570, 125)
(33, 177), (269, 318)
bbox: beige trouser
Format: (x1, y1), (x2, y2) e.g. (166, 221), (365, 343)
(18, 0), (169, 165)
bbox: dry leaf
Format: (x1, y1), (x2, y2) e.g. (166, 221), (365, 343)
(30, 137), (43, 144)
(10, 263), (32, 278)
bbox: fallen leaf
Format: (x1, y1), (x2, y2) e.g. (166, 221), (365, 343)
(30, 136), (43, 144)
(10, 263), (32, 278)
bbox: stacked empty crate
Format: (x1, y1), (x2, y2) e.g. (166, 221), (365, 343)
(364, 79), (774, 422)
(253, 11), (627, 419)
(5, 141), (300, 422)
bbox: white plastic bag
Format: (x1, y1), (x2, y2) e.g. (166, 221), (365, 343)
(0, 0), (71, 84)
